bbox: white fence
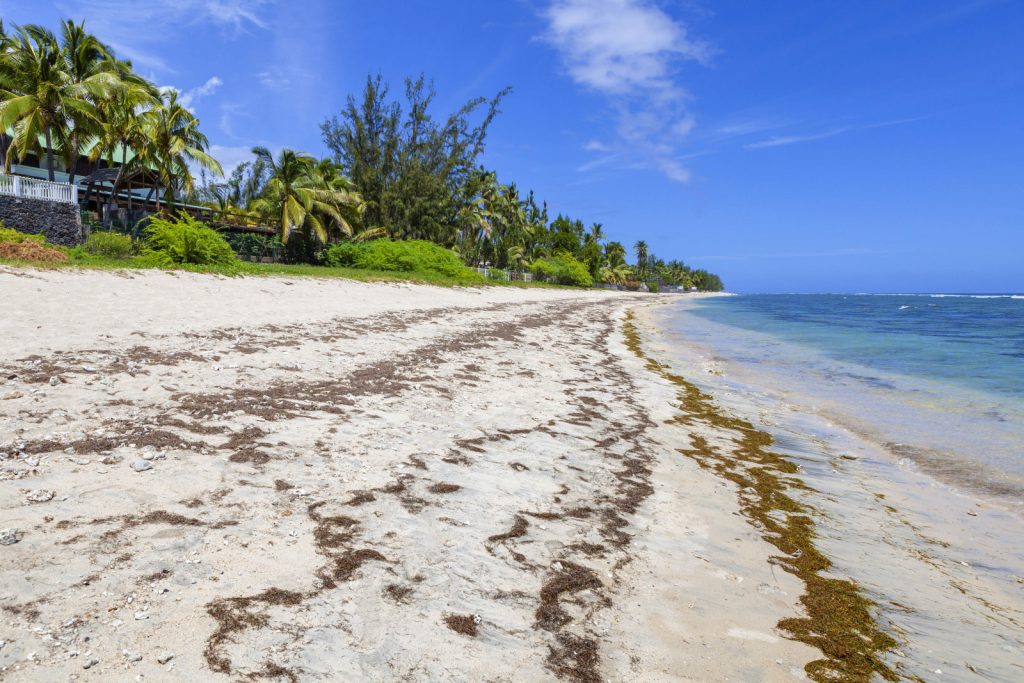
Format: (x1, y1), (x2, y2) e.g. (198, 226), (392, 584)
(0, 174), (77, 205)
(473, 267), (532, 282)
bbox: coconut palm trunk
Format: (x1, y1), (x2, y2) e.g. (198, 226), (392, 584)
(44, 127), (56, 181)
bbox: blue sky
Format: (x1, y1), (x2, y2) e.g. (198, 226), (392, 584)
(3, 0), (1021, 292)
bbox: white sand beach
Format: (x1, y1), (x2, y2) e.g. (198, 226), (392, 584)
(0, 268), (814, 681)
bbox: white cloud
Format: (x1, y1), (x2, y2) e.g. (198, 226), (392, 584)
(165, 76), (223, 110)
(583, 140), (611, 152)
(545, 0), (709, 95)
(543, 0), (710, 183)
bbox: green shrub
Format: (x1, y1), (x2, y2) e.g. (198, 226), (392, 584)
(143, 213), (238, 267)
(0, 226), (47, 245)
(529, 254), (592, 287)
(322, 239), (479, 279)
(82, 231), (134, 259)
(647, 281), (659, 293)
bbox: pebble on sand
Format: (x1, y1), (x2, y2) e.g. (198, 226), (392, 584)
(130, 459), (153, 472)
(25, 489), (55, 503)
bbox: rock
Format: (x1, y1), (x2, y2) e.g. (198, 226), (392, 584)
(0, 528), (20, 545)
(130, 459), (152, 472)
(101, 455), (121, 465)
(25, 489), (55, 503)
(156, 652), (174, 664)
(48, 376), (61, 387)
(125, 652), (143, 662)
(83, 658), (99, 669)
(1, 391), (23, 400)
(133, 610), (148, 620)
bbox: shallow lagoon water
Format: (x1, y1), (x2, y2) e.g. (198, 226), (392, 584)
(676, 293), (1024, 501)
(647, 295), (1024, 682)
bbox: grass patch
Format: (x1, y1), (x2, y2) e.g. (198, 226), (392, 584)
(0, 254), (571, 288)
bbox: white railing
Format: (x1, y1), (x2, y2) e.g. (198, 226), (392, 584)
(0, 174), (77, 205)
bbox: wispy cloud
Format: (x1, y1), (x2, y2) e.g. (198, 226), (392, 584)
(218, 102), (246, 138)
(543, 0), (711, 183)
(870, 0), (1006, 40)
(205, 0), (269, 31)
(705, 118), (788, 142)
(745, 117), (924, 150)
(745, 127), (852, 149)
(53, 0), (272, 73)
(255, 66), (313, 92)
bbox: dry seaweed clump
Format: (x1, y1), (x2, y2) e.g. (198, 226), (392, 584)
(444, 613), (479, 637)
(204, 588), (306, 675)
(427, 482), (462, 494)
(384, 584), (413, 603)
(622, 312), (898, 683)
(0, 240), (69, 262)
(535, 561), (603, 631)
(487, 514), (528, 544)
(547, 632), (600, 683)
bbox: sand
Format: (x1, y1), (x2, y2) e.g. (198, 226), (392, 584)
(0, 267), (815, 681)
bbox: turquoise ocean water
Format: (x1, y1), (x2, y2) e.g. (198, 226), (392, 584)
(666, 293), (1024, 501)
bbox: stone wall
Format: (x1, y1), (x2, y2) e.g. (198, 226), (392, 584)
(0, 194), (83, 246)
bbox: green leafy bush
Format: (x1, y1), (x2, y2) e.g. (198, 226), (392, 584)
(647, 281), (659, 293)
(143, 213), (238, 268)
(0, 226), (46, 245)
(529, 254), (593, 287)
(81, 231), (134, 259)
(225, 232), (282, 261)
(322, 239), (478, 279)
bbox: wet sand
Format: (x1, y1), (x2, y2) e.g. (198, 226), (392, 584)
(0, 268), (815, 681)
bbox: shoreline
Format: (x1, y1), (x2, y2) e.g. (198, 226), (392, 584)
(639, 298), (1024, 681)
(1, 269), (816, 681)
(623, 308), (898, 682)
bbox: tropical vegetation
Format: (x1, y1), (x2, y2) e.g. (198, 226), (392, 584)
(1, 18), (724, 291)
(0, 19), (221, 199)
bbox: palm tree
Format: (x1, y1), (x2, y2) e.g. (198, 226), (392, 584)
(89, 83), (157, 201)
(599, 262), (633, 285)
(634, 240), (649, 281)
(0, 20), (13, 170)
(249, 146), (362, 244)
(310, 157), (369, 240)
(141, 89), (222, 209)
(0, 23), (118, 180)
(605, 241), (627, 267)
(55, 20), (122, 185)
